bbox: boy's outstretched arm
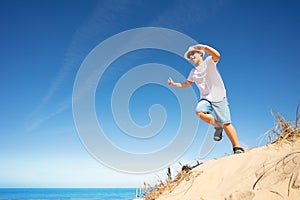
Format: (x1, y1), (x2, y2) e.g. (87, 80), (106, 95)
(168, 77), (192, 88)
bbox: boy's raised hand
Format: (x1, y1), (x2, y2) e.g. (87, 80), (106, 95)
(168, 77), (174, 86)
(192, 44), (206, 50)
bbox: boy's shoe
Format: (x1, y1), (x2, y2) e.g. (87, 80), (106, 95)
(233, 147), (245, 154)
(213, 127), (223, 141)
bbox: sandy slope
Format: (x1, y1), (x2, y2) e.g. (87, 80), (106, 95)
(156, 139), (300, 200)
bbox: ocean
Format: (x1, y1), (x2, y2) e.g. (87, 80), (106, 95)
(0, 188), (139, 200)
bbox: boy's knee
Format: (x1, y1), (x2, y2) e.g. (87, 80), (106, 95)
(196, 111), (202, 116)
(222, 122), (231, 128)
(196, 111), (208, 118)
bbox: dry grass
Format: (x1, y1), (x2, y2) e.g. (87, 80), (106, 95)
(264, 102), (300, 146)
(143, 163), (201, 200)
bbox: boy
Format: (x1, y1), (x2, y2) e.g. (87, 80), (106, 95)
(168, 44), (244, 154)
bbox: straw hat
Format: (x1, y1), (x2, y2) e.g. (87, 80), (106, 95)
(184, 46), (205, 59)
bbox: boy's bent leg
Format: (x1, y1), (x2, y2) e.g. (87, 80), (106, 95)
(196, 100), (223, 141)
(196, 112), (221, 127)
(196, 100), (220, 127)
(197, 112), (223, 141)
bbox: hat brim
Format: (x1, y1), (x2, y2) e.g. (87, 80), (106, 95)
(184, 49), (204, 59)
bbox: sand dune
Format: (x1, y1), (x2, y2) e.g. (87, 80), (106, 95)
(154, 139), (300, 200)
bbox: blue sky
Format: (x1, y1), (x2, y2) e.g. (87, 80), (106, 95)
(0, 0), (299, 188)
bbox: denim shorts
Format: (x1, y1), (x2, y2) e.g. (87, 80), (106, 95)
(195, 98), (231, 124)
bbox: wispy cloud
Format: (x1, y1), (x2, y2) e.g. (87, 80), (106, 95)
(39, 0), (142, 104)
(148, 0), (231, 32)
(26, 0), (143, 131)
(25, 100), (71, 133)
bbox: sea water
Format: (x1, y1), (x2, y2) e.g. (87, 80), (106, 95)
(0, 188), (138, 200)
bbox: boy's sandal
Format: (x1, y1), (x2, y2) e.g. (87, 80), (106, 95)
(213, 127), (223, 141)
(233, 147), (245, 154)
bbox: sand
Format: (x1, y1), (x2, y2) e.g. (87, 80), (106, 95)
(155, 139), (300, 200)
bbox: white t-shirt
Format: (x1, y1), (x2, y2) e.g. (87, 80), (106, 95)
(187, 56), (226, 102)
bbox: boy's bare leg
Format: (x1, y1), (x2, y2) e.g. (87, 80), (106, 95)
(223, 123), (240, 147)
(196, 112), (221, 127)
